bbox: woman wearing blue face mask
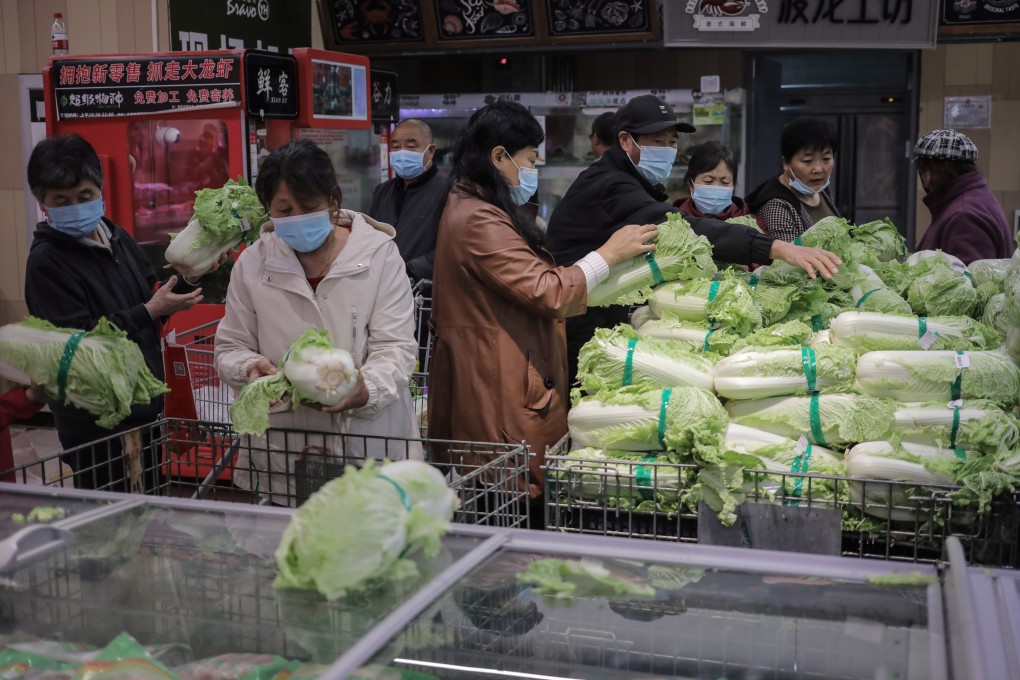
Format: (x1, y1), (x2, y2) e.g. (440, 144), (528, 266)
(747, 117), (841, 242)
(24, 134), (208, 491)
(674, 142), (766, 231)
(428, 101), (656, 526)
(214, 139), (420, 503)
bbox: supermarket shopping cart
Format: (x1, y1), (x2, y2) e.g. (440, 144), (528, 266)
(3, 418), (532, 529)
(411, 279), (433, 372)
(411, 280), (432, 438)
(163, 319), (235, 482)
(544, 437), (1020, 567)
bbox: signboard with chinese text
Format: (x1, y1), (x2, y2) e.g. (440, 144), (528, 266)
(663, 0), (938, 48)
(244, 51), (298, 118)
(52, 55), (242, 120)
(944, 96), (992, 128)
(170, 0), (311, 52)
(371, 70), (399, 123)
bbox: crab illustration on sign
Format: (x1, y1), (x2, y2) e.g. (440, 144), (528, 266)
(685, 0), (768, 31)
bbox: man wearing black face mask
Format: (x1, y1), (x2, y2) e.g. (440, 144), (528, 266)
(24, 134), (212, 489)
(547, 95), (843, 387)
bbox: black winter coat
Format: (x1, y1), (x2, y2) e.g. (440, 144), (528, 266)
(546, 145), (776, 267)
(368, 164), (452, 281)
(25, 219), (181, 444)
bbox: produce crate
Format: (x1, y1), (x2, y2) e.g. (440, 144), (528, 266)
(2, 418), (532, 529)
(544, 437), (1020, 567)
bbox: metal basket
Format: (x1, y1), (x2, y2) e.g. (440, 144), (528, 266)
(3, 418), (531, 529)
(544, 436), (1020, 567)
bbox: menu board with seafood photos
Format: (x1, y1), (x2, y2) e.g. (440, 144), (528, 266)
(546, 0), (651, 35)
(326, 0), (426, 43)
(436, 0), (535, 40)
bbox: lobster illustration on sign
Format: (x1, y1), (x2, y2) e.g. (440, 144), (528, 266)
(697, 0), (750, 16)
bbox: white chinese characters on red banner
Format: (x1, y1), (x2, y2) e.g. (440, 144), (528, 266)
(52, 55), (242, 120)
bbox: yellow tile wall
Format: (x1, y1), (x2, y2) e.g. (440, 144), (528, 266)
(916, 42), (1020, 247)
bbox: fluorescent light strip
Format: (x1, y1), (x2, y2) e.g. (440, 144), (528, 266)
(392, 658), (583, 680)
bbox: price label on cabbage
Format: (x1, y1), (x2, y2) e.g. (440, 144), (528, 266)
(951, 262), (967, 274)
(240, 217), (251, 232)
(795, 435), (809, 456)
(955, 353), (970, 369)
(917, 330), (938, 351)
(947, 399), (964, 409)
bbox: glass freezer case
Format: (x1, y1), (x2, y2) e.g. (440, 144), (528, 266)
(399, 90), (745, 225)
(0, 484), (1008, 680)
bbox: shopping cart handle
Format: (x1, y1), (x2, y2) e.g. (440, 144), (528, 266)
(0, 525), (76, 574)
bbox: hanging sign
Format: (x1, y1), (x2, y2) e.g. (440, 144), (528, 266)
(244, 51), (298, 118)
(942, 0), (1020, 25)
(664, 0), (939, 48)
(371, 69), (399, 123)
(52, 55), (242, 120)
(170, 0), (311, 52)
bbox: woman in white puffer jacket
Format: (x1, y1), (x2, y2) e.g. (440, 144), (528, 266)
(214, 139), (420, 505)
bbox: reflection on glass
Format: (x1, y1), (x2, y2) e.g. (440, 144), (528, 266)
(0, 504), (484, 668)
(0, 492), (112, 540)
(855, 113), (906, 230)
(129, 119), (230, 245)
(296, 128), (382, 214)
(372, 551), (933, 679)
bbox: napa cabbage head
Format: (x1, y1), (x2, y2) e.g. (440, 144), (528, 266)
(906, 262), (978, 317)
(165, 178), (269, 279)
(274, 459), (457, 600)
(576, 324), (715, 394)
(848, 217), (907, 265)
(587, 213), (716, 307)
(648, 274), (762, 336)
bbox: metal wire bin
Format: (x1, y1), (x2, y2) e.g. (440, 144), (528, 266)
(544, 438), (1020, 567)
(3, 418), (532, 528)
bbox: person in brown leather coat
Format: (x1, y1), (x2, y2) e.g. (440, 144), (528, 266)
(427, 101), (655, 522)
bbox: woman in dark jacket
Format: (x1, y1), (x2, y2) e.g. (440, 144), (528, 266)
(747, 117), (840, 242)
(674, 141), (766, 232)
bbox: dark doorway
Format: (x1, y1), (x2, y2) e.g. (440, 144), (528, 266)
(745, 52), (921, 246)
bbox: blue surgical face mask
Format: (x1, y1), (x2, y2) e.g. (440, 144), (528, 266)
(272, 210), (334, 253)
(788, 169), (831, 197)
(390, 148), (428, 180)
(47, 197), (105, 238)
(631, 141), (677, 186)
(691, 184), (735, 216)
(508, 156), (539, 206)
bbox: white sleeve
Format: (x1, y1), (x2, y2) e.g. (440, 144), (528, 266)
(575, 251), (611, 292)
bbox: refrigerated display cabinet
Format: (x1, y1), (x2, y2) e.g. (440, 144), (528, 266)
(399, 90), (745, 225)
(0, 484), (1009, 679)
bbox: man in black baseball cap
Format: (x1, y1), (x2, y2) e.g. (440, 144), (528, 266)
(547, 93), (843, 387)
